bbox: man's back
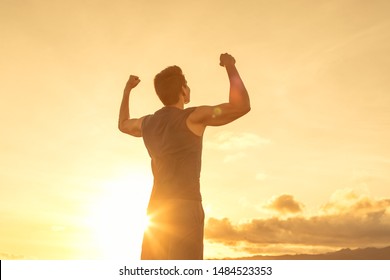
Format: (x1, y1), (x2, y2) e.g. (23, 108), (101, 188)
(142, 106), (203, 203)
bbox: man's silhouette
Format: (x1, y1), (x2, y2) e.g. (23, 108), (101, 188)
(118, 53), (250, 259)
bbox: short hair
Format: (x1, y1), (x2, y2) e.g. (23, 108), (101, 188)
(154, 66), (186, 106)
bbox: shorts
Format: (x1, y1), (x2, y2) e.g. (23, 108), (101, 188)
(141, 199), (204, 260)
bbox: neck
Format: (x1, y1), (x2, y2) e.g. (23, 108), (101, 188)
(166, 100), (184, 110)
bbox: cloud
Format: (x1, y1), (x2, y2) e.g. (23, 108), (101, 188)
(319, 188), (390, 217)
(265, 194), (304, 214)
(205, 131), (271, 151)
(205, 189), (390, 254)
(223, 152), (246, 163)
(0, 252), (26, 260)
(205, 131), (271, 163)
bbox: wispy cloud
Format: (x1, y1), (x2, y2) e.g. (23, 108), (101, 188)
(0, 252), (26, 260)
(205, 132), (271, 163)
(205, 131), (271, 151)
(205, 189), (390, 254)
(320, 188), (390, 216)
(223, 152), (246, 163)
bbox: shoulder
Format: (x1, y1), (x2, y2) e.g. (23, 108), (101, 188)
(140, 114), (152, 126)
(181, 106), (195, 117)
(184, 106), (198, 113)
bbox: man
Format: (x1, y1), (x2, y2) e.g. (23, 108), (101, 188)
(118, 53), (250, 259)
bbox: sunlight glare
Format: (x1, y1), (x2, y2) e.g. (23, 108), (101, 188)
(86, 171), (152, 259)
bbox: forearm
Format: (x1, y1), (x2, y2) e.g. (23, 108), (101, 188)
(118, 90), (131, 130)
(226, 65), (251, 112)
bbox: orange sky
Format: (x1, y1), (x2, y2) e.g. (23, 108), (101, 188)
(1, 0), (390, 259)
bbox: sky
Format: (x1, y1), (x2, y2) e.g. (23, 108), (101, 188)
(1, 0), (390, 260)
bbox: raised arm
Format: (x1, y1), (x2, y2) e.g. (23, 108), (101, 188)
(118, 75), (145, 137)
(187, 53), (251, 135)
(221, 53), (251, 115)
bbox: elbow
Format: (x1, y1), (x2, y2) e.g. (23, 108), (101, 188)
(118, 126), (129, 134)
(240, 105), (251, 116)
(118, 122), (125, 133)
(230, 104), (251, 119)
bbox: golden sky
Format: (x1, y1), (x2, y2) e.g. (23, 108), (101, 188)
(1, 0), (390, 259)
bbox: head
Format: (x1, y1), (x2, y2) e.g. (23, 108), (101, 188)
(154, 65), (190, 106)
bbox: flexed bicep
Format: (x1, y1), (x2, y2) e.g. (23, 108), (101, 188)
(188, 103), (249, 129)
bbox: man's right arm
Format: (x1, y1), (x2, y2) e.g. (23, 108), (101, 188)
(118, 75), (145, 137)
(187, 53), (251, 134)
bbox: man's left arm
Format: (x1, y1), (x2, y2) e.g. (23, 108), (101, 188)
(118, 75), (145, 137)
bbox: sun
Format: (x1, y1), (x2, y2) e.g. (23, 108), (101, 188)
(140, 214), (151, 233)
(86, 171), (152, 259)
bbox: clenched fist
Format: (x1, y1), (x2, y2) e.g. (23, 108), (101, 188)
(124, 75), (141, 93)
(219, 53), (236, 67)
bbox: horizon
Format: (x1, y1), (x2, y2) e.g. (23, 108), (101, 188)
(209, 245), (390, 260)
(1, 0), (390, 260)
